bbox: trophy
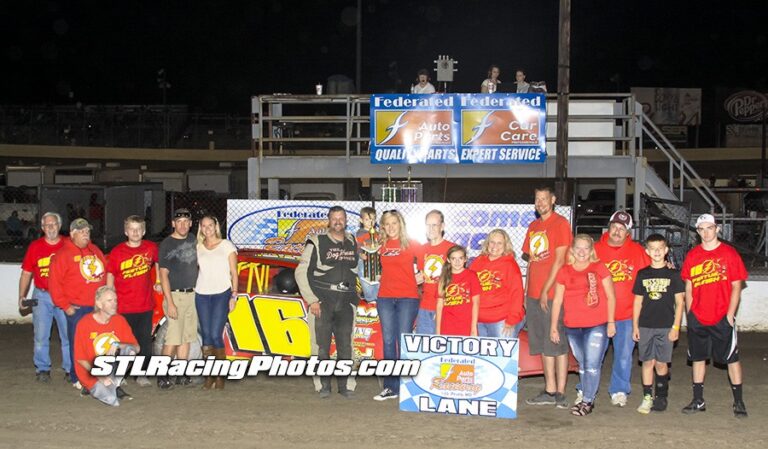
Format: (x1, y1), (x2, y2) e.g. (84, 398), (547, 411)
(361, 224), (381, 283)
(382, 166), (398, 202)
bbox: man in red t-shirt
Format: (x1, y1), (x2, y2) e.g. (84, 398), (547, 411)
(416, 210), (454, 334)
(18, 212), (70, 382)
(681, 214), (748, 418)
(49, 217), (107, 389)
(523, 186), (573, 407)
(594, 210), (650, 407)
(107, 215), (160, 388)
(74, 285), (138, 406)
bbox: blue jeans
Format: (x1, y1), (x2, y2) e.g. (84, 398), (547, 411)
(566, 325), (609, 403)
(195, 289), (231, 348)
(357, 259), (380, 302)
(376, 297), (419, 393)
(32, 289), (71, 374)
(415, 309), (436, 335)
(66, 304), (94, 384)
(608, 319), (635, 396)
(477, 318), (526, 338)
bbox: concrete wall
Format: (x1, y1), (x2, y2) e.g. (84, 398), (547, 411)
(2, 261), (767, 330)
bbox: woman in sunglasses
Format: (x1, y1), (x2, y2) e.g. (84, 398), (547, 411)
(372, 210), (424, 402)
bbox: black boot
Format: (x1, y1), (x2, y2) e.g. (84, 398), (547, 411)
(652, 373), (669, 411)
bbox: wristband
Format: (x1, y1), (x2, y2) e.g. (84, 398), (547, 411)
(672, 325), (680, 330)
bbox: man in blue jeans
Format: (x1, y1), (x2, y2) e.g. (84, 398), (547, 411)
(594, 211), (650, 406)
(18, 212), (70, 382)
(49, 217), (107, 391)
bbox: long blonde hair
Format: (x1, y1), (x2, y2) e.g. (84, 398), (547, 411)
(567, 233), (600, 264)
(379, 210), (410, 249)
(480, 228), (515, 257)
(197, 214), (223, 244)
(438, 245), (467, 298)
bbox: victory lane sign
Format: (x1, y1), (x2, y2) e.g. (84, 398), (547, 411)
(370, 93), (546, 164)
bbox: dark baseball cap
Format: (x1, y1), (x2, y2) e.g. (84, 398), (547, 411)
(173, 208), (192, 220)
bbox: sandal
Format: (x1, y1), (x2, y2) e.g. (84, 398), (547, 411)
(570, 402), (583, 413)
(571, 402), (594, 416)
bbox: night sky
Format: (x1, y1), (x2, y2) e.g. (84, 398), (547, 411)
(2, 1), (766, 112)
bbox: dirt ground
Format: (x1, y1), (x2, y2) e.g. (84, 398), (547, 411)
(1, 324), (766, 449)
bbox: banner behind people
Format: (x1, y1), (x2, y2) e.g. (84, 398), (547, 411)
(227, 199), (571, 273)
(370, 93), (546, 164)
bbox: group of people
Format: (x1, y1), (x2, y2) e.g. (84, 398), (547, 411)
(19, 208), (238, 406)
(408, 66), (536, 94)
(296, 186), (749, 420)
(20, 191), (749, 417)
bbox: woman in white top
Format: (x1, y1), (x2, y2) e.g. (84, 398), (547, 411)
(481, 65), (501, 93)
(411, 69), (436, 94)
(195, 214), (238, 389)
(515, 69), (531, 93)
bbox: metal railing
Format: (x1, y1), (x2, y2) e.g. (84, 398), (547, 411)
(639, 108), (727, 223)
(252, 93), (640, 160)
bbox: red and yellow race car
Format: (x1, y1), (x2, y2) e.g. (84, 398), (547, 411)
(149, 248), (576, 377)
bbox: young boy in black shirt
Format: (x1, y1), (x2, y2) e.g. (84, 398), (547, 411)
(632, 234), (685, 413)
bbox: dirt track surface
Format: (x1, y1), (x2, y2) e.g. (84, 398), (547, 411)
(1, 324), (766, 449)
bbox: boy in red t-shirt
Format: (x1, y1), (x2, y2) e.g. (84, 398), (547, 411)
(74, 286), (138, 406)
(680, 214), (748, 418)
(436, 246), (481, 336)
(106, 215), (160, 387)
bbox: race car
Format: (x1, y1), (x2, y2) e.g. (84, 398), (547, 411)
(214, 248), (578, 378)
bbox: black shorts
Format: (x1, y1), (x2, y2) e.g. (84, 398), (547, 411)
(686, 312), (739, 364)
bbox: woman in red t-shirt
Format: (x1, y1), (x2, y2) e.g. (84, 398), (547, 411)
(436, 245), (481, 336)
(469, 229), (525, 338)
(373, 210), (423, 401)
(550, 234), (617, 416)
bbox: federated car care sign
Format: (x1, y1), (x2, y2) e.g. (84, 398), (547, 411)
(370, 93), (546, 164)
(399, 334), (519, 419)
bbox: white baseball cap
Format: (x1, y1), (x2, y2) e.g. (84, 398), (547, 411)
(695, 214), (717, 228)
(609, 210), (633, 230)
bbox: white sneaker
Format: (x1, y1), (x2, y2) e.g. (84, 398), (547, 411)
(637, 394), (653, 414)
(136, 376), (152, 387)
(373, 388), (398, 401)
(72, 381), (82, 390)
(611, 392), (628, 407)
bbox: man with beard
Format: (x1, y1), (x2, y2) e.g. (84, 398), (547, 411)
(523, 186), (573, 408)
(295, 206), (359, 398)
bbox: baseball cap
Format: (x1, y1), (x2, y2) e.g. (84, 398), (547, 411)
(609, 210), (633, 230)
(69, 218), (92, 232)
(695, 213), (717, 228)
(173, 208), (192, 220)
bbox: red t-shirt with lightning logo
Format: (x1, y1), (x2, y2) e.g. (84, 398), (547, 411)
(419, 240), (455, 311)
(594, 233), (651, 321)
(107, 241), (159, 314)
(439, 269), (482, 336)
(681, 243), (747, 326)
(74, 313), (137, 390)
(523, 212), (573, 299)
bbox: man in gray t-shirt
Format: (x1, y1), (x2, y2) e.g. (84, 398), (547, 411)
(157, 208), (199, 389)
